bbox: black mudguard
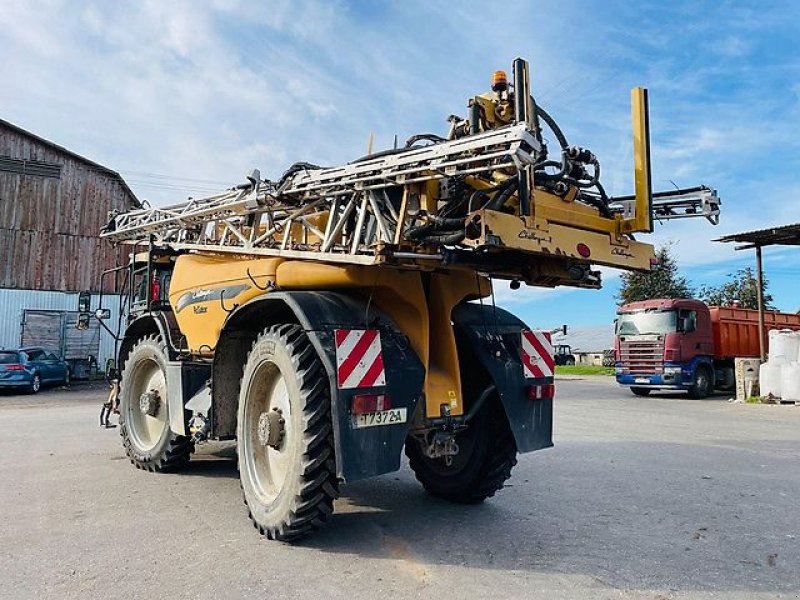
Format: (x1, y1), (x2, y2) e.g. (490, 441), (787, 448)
(249, 292), (425, 483)
(452, 303), (554, 454)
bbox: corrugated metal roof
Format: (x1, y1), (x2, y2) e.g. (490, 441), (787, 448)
(552, 324), (615, 352)
(715, 223), (800, 247)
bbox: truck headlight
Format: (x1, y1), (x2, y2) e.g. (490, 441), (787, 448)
(614, 366), (623, 375)
(664, 366), (681, 374)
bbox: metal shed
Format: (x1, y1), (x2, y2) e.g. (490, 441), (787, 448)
(715, 223), (800, 360)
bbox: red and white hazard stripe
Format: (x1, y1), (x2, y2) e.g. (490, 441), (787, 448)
(334, 329), (387, 389)
(521, 330), (555, 379)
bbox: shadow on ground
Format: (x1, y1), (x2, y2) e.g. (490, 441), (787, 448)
(180, 438), (799, 595)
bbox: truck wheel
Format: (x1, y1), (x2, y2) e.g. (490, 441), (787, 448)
(118, 335), (193, 472)
(405, 393), (517, 504)
(630, 387), (651, 397)
(688, 365), (713, 399)
(237, 324), (338, 541)
(565, 356), (576, 366)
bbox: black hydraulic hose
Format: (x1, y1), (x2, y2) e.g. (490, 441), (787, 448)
(418, 231), (466, 245)
(535, 104), (569, 150)
(405, 133), (447, 148)
(485, 177), (519, 211)
(468, 177), (517, 212)
(404, 214), (466, 241)
(404, 222), (436, 240)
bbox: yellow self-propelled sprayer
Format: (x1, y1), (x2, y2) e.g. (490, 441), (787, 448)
(88, 58), (720, 540)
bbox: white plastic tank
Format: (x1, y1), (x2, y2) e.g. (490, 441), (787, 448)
(769, 329), (800, 362)
(781, 362), (800, 402)
(760, 358), (786, 398)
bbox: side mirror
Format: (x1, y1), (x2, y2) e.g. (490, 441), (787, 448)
(95, 308), (111, 320)
(562, 324), (568, 336)
(76, 313), (91, 331)
(78, 290), (91, 313)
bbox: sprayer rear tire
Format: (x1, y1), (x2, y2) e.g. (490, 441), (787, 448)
(118, 335), (193, 472)
(405, 394), (517, 504)
(237, 324), (338, 541)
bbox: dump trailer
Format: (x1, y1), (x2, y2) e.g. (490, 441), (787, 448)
(88, 58), (719, 540)
(615, 299), (800, 398)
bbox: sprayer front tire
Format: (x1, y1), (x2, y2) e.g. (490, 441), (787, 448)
(118, 335), (193, 472)
(237, 324), (338, 541)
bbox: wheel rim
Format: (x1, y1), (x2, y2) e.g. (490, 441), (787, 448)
(32, 376), (40, 392)
(126, 357), (168, 452)
(697, 370), (710, 394)
(242, 361), (293, 505)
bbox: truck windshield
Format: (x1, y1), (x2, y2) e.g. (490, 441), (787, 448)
(616, 310), (677, 335)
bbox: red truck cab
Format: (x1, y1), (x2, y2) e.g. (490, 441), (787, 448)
(615, 299), (718, 398)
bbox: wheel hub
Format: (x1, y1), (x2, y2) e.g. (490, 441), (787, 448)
(257, 408), (285, 449)
(139, 390), (161, 417)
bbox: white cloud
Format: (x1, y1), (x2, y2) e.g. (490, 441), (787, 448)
(2, 0), (798, 323)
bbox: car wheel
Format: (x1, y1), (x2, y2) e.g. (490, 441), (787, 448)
(29, 373), (41, 395)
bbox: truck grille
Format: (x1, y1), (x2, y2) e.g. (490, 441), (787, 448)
(620, 340), (664, 374)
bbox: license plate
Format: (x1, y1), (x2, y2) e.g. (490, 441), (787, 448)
(635, 377), (650, 384)
(352, 408), (407, 429)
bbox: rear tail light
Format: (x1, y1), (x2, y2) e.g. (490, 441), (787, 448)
(527, 383), (555, 400)
(352, 394), (391, 414)
(4, 364), (25, 371)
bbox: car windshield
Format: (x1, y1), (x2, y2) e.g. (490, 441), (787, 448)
(616, 310), (677, 335)
(0, 352), (19, 364)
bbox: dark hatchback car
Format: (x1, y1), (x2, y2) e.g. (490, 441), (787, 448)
(0, 347), (70, 394)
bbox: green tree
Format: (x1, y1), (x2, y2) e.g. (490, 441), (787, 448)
(617, 244), (693, 305)
(698, 267), (774, 310)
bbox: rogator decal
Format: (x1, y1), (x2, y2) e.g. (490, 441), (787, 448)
(175, 284), (251, 313)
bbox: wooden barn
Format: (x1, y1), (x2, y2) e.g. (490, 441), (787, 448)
(0, 118), (139, 370)
(0, 118), (139, 292)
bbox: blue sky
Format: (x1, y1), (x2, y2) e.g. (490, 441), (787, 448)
(2, 1), (799, 328)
